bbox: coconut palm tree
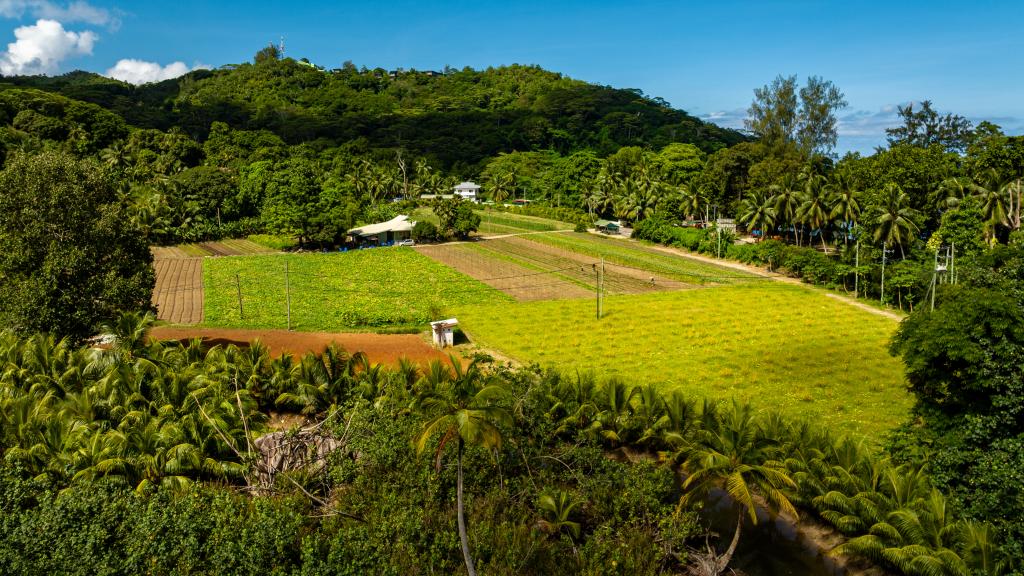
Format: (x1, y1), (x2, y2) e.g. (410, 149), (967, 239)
(488, 170), (516, 204)
(739, 190), (776, 242)
(413, 356), (511, 576)
(874, 183), (921, 258)
(536, 489), (583, 542)
(799, 173), (832, 252)
(829, 172), (861, 246)
(973, 169), (1012, 242)
(772, 175), (802, 245)
(676, 401), (798, 575)
(679, 183), (705, 223)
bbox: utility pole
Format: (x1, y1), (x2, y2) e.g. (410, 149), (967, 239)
(285, 261), (292, 330)
(854, 241), (860, 298)
(235, 273), (244, 320)
(950, 243), (956, 285)
(880, 244), (888, 306)
(930, 248), (939, 312)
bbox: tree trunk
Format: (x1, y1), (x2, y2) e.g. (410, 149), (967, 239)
(715, 510), (745, 575)
(457, 439), (477, 576)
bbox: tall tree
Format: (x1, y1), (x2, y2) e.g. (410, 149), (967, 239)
(413, 357), (511, 576)
(677, 401), (798, 576)
(885, 100), (974, 153)
(0, 151), (154, 342)
(873, 182), (921, 258)
(746, 75), (847, 157)
(796, 76), (848, 157)
(739, 189), (776, 241)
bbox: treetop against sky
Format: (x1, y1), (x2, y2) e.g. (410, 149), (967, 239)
(0, 0), (1020, 154)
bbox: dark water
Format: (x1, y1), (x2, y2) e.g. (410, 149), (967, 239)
(698, 489), (848, 576)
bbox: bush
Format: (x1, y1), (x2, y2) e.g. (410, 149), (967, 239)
(411, 220), (440, 243)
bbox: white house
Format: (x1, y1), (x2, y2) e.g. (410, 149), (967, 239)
(347, 215), (415, 246)
(453, 181), (481, 202)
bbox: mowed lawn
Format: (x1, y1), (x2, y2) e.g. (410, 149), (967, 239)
(455, 283), (909, 439)
(204, 248), (511, 331)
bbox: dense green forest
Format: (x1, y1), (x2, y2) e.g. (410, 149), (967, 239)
(0, 47), (1022, 574)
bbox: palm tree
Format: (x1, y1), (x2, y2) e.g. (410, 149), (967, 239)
(536, 489), (583, 542)
(413, 356), (511, 576)
(973, 169), (1011, 242)
(799, 173), (832, 252)
(829, 172), (861, 246)
(676, 401), (798, 576)
(489, 170), (516, 204)
(739, 190), (776, 242)
(772, 175), (802, 246)
(679, 183), (705, 223)
(873, 183), (921, 258)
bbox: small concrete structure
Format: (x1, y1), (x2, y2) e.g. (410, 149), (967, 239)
(453, 181), (481, 202)
(430, 318), (458, 348)
(348, 215), (415, 247)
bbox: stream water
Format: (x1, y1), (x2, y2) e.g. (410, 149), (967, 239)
(698, 489), (850, 576)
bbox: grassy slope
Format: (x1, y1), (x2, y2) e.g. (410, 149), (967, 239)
(454, 283), (909, 440)
(203, 248), (510, 331)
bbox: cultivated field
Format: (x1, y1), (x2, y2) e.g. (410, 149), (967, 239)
(454, 283), (909, 439)
(416, 243), (594, 301)
(476, 210), (575, 235)
(203, 248), (510, 331)
(151, 239), (276, 259)
(152, 257), (204, 324)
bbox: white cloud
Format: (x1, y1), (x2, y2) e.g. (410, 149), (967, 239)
(105, 58), (205, 85)
(0, 18), (95, 75)
(0, 0), (114, 27)
(699, 108), (747, 131)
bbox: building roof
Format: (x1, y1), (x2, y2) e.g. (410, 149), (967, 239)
(348, 215), (414, 237)
(594, 219), (620, 228)
(453, 181), (481, 191)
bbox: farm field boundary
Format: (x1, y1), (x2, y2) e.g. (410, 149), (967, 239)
(148, 326), (451, 364)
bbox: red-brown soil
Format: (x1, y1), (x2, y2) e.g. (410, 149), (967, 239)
(149, 326), (455, 364)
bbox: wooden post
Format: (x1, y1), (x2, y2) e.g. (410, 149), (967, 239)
(599, 257), (605, 319)
(235, 273), (244, 320)
(285, 261), (292, 330)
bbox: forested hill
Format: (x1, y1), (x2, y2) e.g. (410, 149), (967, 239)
(0, 56), (745, 171)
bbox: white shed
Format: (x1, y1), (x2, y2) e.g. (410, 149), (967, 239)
(453, 181), (481, 202)
(430, 318), (458, 348)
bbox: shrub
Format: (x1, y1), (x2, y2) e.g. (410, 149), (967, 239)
(411, 220), (440, 243)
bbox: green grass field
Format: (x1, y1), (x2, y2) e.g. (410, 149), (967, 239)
(454, 283), (909, 439)
(204, 248), (511, 331)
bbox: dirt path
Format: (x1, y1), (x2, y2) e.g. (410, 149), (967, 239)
(601, 233), (905, 322)
(149, 326), (454, 364)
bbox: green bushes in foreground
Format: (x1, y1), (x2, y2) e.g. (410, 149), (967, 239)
(0, 316), (1016, 575)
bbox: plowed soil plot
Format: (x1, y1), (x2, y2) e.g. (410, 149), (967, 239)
(477, 236), (690, 295)
(152, 258), (204, 324)
(148, 326), (452, 364)
(416, 244), (592, 301)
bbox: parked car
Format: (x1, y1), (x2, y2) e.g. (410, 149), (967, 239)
(397, 239), (415, 246)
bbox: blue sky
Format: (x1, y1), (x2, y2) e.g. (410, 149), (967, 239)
(0, 0), (1021, 154)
